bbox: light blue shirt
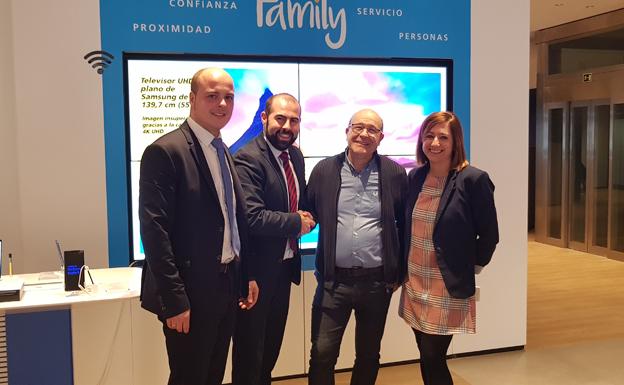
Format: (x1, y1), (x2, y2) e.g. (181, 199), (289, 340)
(335, 152), (383, 268)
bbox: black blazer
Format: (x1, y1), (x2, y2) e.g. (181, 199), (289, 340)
(139, 121), (250, 320)
(404, 163), (499, 299)
(234, 135), (305, 284)
(306, 152), (407, 286)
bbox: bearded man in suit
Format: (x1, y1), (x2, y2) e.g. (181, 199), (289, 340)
(232, 93), (315, 385)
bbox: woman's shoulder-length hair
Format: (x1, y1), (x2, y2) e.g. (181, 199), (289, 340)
(415, 111), (468, 171)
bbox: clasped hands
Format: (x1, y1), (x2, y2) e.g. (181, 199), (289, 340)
(298, 210), (316, 236)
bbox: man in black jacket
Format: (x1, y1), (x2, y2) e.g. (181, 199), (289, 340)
(233, 93), (315, 385)
(306, 108), (407, 385)
(139, 68), (259, 385)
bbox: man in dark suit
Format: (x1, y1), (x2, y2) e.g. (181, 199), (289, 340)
(139, 67), (259, 385)
(232, 93), (315, 385)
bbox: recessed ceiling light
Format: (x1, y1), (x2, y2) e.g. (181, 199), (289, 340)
(585, 4), (595, 8)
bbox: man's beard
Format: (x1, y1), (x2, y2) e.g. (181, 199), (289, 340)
(266, 128), (296, 151)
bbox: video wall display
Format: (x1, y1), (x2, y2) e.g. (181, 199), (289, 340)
(125, 55), (451, 260)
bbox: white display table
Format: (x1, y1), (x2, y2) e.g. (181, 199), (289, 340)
(1, 267), (140, 311)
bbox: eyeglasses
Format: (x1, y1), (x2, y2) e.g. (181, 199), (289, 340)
(348, 124), (382, 136)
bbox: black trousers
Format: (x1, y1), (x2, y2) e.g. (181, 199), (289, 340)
(163, 271), (238, 385)
(413, 329), (454, 385)
(308, 273), (392, 385)
(232, 259), (293, 385)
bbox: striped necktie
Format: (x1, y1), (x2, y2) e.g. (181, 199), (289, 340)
(278, 151), (298, 252)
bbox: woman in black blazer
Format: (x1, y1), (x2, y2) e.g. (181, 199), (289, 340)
(398, 112), (499, 385)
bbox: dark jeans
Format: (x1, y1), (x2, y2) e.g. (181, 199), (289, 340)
(413, 329), (454, 385)
(163, 271), (237, 385)
(232, 260), (293, 385)
(308, 273), (392, 385)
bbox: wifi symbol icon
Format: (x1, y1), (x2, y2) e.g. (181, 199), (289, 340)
(84, 50), (115, 74)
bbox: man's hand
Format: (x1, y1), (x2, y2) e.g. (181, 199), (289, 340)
(298, 210), (316, 235)
(166, 309), (190, 334)
(239, 280), (259, 310)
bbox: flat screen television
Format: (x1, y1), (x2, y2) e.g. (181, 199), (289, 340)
(124, 53), (452, 262)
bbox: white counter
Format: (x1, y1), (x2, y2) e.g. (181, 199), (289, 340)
(0, 267), (141, 311)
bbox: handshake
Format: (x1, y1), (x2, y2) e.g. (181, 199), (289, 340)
(298, 210), (316, 236)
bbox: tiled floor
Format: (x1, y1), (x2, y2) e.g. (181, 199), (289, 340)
(276, 239), (624, 385)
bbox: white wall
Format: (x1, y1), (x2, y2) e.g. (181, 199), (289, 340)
(8, 0), (108, 273)
(466, 0), (529, 349)
(0, 0), (23, 274)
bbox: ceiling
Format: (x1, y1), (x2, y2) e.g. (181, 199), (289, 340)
(531, 0), (624, 31)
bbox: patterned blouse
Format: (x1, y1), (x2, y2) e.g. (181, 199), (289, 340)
(399, 174), (476, 335)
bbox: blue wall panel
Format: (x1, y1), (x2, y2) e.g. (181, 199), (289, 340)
(6, 310), (73, 385)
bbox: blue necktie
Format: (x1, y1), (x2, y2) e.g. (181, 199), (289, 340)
(211, 137), (241, 257)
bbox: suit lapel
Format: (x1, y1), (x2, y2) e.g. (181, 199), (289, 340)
(435, 170), (458, 226)
(257, 136), (289, 210)
(181, 123), (219, 200)
(288, 146), (306, 207)
(225, 148), (245, 216)
(409, 166), (427, 212)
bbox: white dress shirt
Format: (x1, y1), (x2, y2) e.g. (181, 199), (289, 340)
(188, 117), (238, 264)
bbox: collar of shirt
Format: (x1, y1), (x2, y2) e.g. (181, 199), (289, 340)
(187, 116), (220, 147)
(263, 134), (289, 161)
(344, 148), (376, 175)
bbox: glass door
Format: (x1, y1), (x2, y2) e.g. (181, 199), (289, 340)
(588, 103), (610, 255)
(568, 104), (589, 251)
(544, 104), (568, 246)
(611, 103), (624, 260)
(538, 100), (624, 259)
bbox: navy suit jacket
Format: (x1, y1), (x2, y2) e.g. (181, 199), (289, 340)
(404, 163), (499, 299)
(139, 121), (250, 320)
(234, 135), (305, 285)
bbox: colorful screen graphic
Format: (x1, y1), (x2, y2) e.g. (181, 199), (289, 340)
(125, 55), (451, 260)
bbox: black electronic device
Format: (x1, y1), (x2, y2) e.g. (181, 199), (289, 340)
(64, 250), (85, 291)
